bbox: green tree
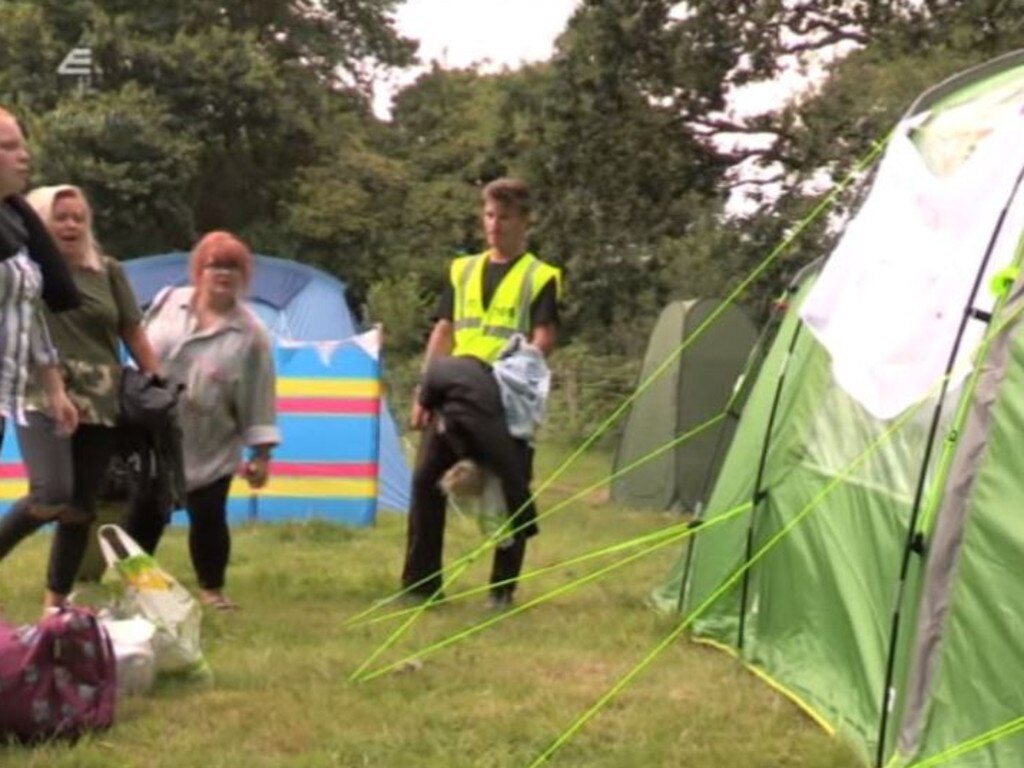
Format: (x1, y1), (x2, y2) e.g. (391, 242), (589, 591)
(0, 0), (416, 261)
(285, 117), (411, 302)
(507, 1), (720, 351)
(384, 66), (518, 293)
(30, 84), (201, 257)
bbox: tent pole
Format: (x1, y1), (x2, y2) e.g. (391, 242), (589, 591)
(874, 161), (1024, 768)
(676, 291), (793, 615)
(731, 263), (826, 647)
(733, 257), (824, 647)
(674, 516), (699, 613)
(676, 408), (737, 614)
(733, 263), (826, 646)
(694, 289), (795, 510)
(736, 319), (804, 650)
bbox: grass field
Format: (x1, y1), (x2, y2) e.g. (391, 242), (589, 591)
(0, 445), (863, 768)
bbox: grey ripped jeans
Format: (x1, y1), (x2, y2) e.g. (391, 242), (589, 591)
(0, 411), (119, 595)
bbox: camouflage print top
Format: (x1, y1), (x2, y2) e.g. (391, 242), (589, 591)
(28, 257), (143, 426)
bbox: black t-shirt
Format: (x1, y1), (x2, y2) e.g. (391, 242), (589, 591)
(435, 254), (559, 328)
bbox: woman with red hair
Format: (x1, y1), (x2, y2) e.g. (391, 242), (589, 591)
(125, 231), (279, 610)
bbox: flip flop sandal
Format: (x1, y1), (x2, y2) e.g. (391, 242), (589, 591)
(202, 595), (240, 611)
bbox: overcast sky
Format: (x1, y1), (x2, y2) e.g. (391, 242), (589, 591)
(373, 0), (849, 214)
(373, 0), (581, 118)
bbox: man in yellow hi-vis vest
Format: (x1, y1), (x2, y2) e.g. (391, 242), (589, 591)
(402, 178), (560, 609)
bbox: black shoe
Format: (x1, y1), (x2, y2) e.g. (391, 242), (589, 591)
(485, 592), (514, 611)
(399, 589), (445, 606)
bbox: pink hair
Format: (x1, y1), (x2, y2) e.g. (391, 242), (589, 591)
(189, 231), (253, 286)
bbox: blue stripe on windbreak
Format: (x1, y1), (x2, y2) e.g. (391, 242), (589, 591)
(164, 496), (376, 527)
(273, 414), (379, 462)
(275, 345), (379, 379)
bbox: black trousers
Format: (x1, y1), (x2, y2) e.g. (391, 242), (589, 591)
(124, 474), (233, 590)
(402, 356), (539, 598)
(0, 416), (119, 596)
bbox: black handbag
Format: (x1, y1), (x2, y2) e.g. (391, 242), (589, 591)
(115, 368), (188, 510)
(119, 368), (181, 429)
(109, 265), (181, 429)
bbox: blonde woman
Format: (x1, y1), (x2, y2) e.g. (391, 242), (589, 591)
(125, 231), (279, 610)
(0, 184), (159, 610)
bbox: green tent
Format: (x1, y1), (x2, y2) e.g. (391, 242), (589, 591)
(652, 50), (1024, 767)
(611, 299), (756, 512)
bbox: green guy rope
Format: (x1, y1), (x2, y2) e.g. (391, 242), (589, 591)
(907, 714), (1024, 768)
(351, 131), (891, 678)
(356, 519), (695, 626)
(526, 371), (928, 767)
(354, 500), (753, 683)
(345, 411), (726, 628)
(526, 292), (1024, 767)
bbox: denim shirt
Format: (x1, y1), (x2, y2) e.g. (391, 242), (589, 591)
(491, 334), (550, 441)
(144, 286), (280, 491)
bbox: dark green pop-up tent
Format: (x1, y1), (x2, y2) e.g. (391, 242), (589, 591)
(611, 299), (756, 512)
(652, 51), (1024, 767)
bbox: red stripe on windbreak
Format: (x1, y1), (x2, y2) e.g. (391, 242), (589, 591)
(271, 462), (378, 479)
(0, 464), (25, 480)
(277, 398), (380, 415)
(0, 461), (379, 481)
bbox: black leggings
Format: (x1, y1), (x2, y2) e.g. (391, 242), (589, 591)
(0, 414), (119, 596)
(124, 474), (234, 590)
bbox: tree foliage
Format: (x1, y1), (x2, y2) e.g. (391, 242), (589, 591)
(2, 0), (1023, 385)
(31, 83), (202, 257)
(1, 0), (414, 263)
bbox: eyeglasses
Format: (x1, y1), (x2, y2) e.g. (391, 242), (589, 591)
(203, 260), (243, 273)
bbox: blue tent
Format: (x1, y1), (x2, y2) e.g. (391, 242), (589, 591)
(122, 252), (411, 517)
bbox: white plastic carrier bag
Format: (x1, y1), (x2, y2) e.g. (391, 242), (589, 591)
(100, 616), (157, 696)
(97, 524), (210, 679)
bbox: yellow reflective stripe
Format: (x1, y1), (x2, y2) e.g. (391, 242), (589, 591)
(455, 322), (522, 340)
(453, 318), (482, 330)
(480, 325), (517, 339)
(277, 378), (380, 397)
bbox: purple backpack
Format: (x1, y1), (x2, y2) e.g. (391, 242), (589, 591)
(0, 607), (117, 742)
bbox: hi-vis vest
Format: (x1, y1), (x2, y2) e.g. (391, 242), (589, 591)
(451, 251), (561, 363)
